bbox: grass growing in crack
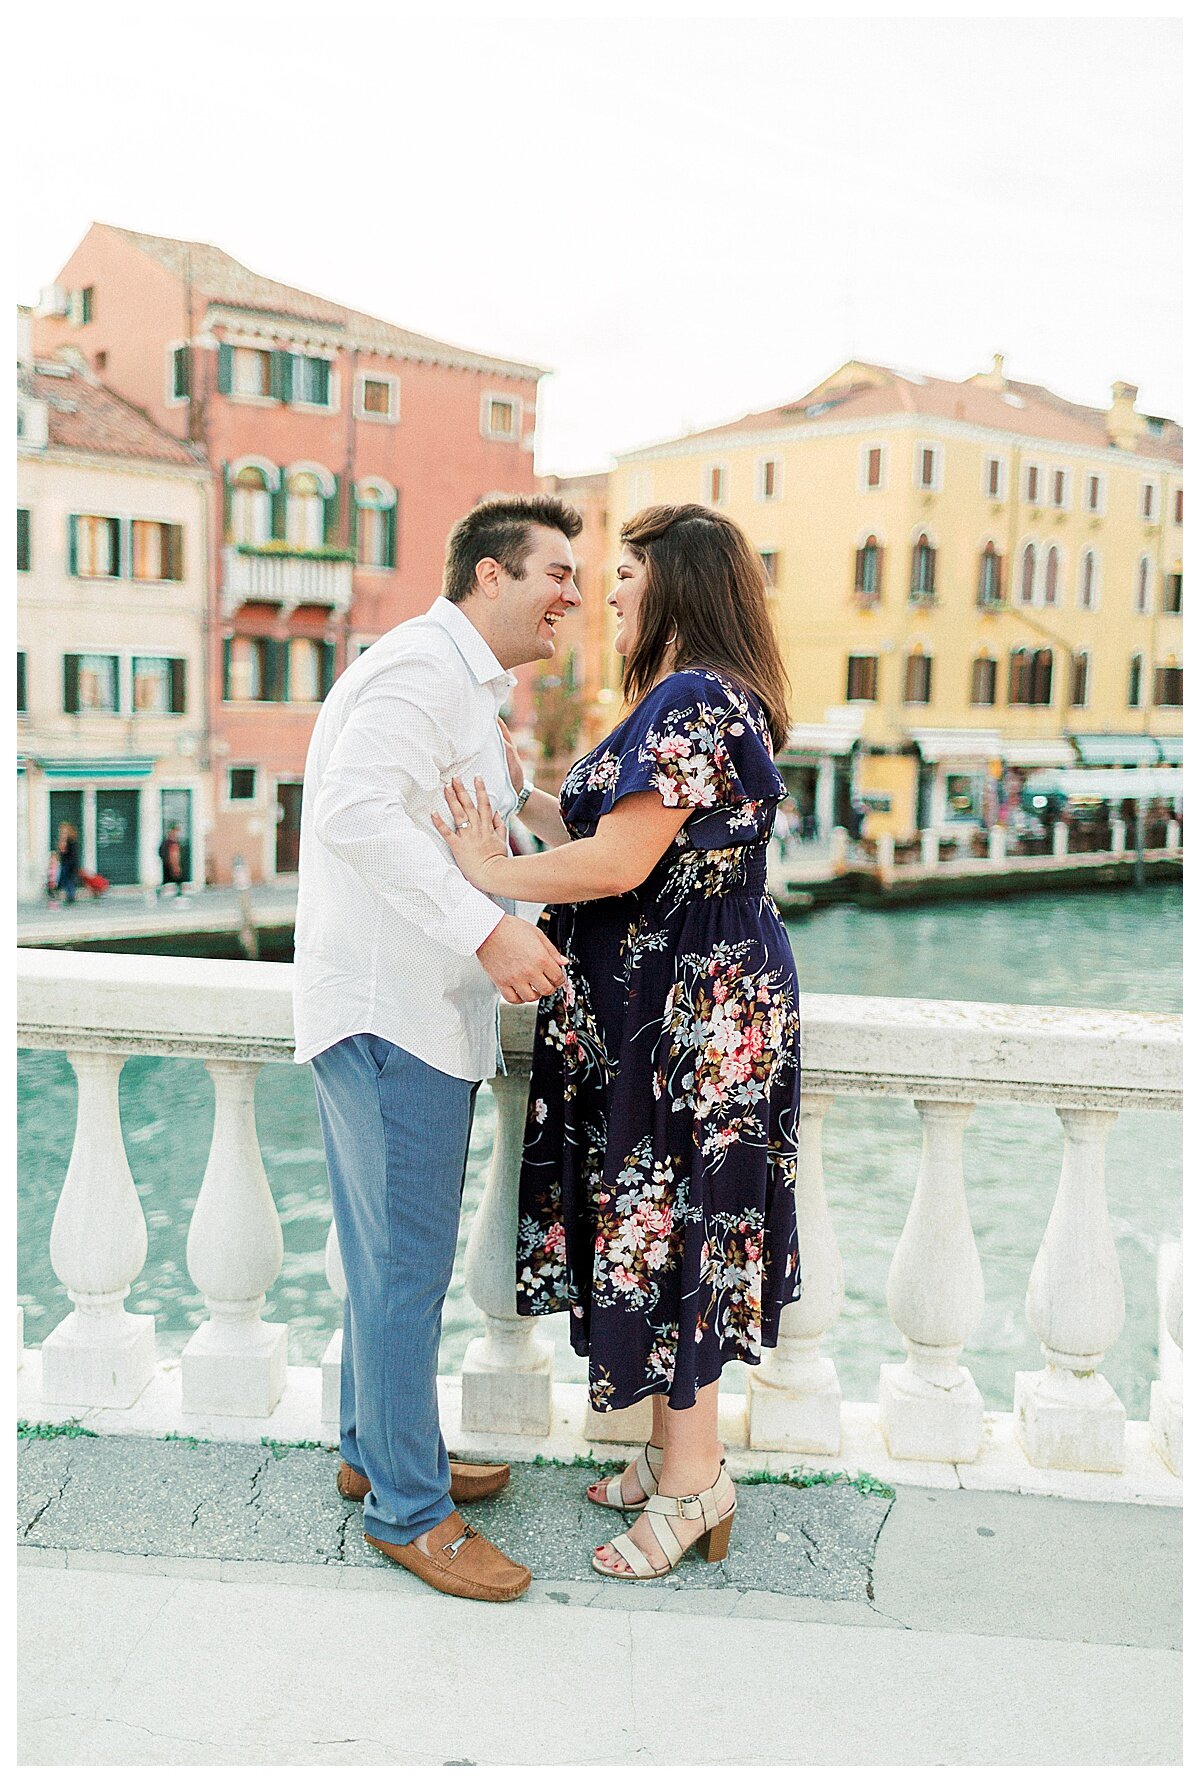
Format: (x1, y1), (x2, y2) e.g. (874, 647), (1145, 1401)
(18, 1419), (99, 1441)
(260, 1437), (331, 1458)
(738, 1467), (895, 1498)
(529, 1453), (602, 1470)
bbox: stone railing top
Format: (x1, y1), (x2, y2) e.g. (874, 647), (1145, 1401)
(15, 948), (1181, 1111)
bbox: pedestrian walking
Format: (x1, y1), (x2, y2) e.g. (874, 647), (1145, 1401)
(55, 823), (80, 905)
(158, 824), (187, 899)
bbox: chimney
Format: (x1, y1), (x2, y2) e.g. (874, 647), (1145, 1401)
(970, 352), (1007, 392)
(1107, 381), (1145, 451)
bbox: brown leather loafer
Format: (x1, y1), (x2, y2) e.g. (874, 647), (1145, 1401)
(337, 1458), (510, 1506)
(365, 1509), (531, 1603)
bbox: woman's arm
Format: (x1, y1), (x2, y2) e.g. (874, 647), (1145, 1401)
(433, 777), (689, 904)
(498, 719), (569, 847)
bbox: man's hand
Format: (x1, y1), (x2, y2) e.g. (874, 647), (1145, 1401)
(476, 913), (567, 1004)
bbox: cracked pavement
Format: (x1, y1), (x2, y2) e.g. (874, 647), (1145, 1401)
(17, 1433), (889, 1598)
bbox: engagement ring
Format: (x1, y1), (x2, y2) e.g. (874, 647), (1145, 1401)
(456, 821), (471, 831)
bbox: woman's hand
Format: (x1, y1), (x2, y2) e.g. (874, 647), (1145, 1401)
(498, 718), (525, 796)
(431, 777), (510, 891)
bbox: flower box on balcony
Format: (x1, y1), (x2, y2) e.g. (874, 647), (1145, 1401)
(235, 542), (356, 563)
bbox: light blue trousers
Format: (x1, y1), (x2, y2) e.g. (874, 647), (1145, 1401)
(311, 1034), (477, 1546)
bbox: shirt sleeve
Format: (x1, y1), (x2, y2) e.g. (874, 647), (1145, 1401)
(311, 660), (505, 959)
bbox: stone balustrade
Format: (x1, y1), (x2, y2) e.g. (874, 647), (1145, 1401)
(16, 949), (1183, 1481)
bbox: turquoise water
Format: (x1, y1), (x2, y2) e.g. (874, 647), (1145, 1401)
(17, 885), (1181, 1415)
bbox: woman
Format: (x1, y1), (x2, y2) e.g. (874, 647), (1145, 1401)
(55, 822), (80, 906)
(435, 504), (802, 1580)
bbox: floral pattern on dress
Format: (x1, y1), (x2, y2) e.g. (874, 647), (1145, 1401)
(517, 668), (802, 1412)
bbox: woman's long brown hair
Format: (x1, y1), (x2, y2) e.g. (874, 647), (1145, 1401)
(619, 503), (792, 751)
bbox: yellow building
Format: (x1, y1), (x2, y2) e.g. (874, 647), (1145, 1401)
(607, 357), (1182, 839)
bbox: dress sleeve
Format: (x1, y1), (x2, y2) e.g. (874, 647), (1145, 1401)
(585, 671), (784, 819)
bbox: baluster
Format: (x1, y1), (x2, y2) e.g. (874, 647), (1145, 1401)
(1052, 820), (1070, 857)
(749, 1092), (843, 1453)
(321, 1218), (345, 1429)
(41, 1050), (156, 1407)
(879, 1099), (984, 1462)
(1014, 1107), (1125, 1471)
(920, 830), (939, 868)
(180, 1060), (287, 1417)
(1149, 1240), (1182, 1476)
(1165, 818), (1181, 850)
(988, 824), (1007, 862)
(1110, 818), (1127, 854)
(461, 1065), (554, 1435)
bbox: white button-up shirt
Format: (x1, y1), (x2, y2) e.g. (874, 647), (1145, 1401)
(293, 598), (517, 1078)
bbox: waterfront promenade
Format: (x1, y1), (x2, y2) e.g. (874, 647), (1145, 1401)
(16, 947), (1183, 1763)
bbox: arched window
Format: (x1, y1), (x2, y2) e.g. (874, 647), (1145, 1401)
(1128, 652), (1144, 707)
(977, 543), (1002, 606)
(1031, 647), (1054, 705)
(1079, 550), (1097, 610)
(1008, 646), (1054, 706)
(910, 534), (936, 599)
(231, 465), (272, 545)
(854, 535), (881, 598)
(1020, 543), (1036, 604)
(355, 480), (398, 570)
(1135, 554), (1151, 613)
(969, 654), (997, 705)
(903, 650), (932, 703)
(1069, 650), (1090, 708)
(1043, 544), (1059, 606)
(286, 469), (327, 549)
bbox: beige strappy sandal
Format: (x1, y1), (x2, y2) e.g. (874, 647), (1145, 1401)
(586, 1442), (663, 1509)
(591, 1465), (736, 1579)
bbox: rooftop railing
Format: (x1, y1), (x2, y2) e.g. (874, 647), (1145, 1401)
(16, 949), (1182, 1483)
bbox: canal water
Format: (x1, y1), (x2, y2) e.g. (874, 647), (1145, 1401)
(18, 884), (1182, 1417)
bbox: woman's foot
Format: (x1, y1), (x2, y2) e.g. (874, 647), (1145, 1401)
(593, 1464), (736, 1575)
(586, 1443), (662, 1508)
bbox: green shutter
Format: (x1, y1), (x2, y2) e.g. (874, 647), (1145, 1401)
(63, 655), (80, 714)
(67, 514), (79, 576)
(320, 641), (336, 700)
(217, 342), (233, 394)
(222, 637), (233, 700)
(271, 351), (293, 403)
(17, 652), (27, 714)
(323, 476), (340, 545)
(176, 345), (191, 399)
(169, 658), (187, 714)
(271, 479), (288, 541)
(109, 517), (125, 578)
(17, 507), (30, 572)
(312, 358), (330, 405)
(164, 523), (184, 581)
(383, 499), (396, 568)
(221, 464), (233, 542)
(265, 638), (288, 702)
(348, 489), (359, 555)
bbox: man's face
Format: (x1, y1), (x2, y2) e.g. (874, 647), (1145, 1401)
(491, 526), (580, 667)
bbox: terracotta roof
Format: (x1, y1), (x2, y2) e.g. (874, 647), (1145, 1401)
(624, 359), (1183, 463)
(97, 224), (548, 378)
(20, 362), (203, 467)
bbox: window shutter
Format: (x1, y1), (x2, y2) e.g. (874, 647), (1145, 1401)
(164, 524), (184, 581)
(383, 498), (396, 568)
(323, 476), (340, 546)
(222, 637), (233, 700)
(265, 637), (287, 702)
(17, 507), (31, 572)
(854, 547), (864, 592)
(348, 491), (359, 553)
(67, 514), (79, 576)
(320, 641), (336, 699)
(271, 351), (293, 403)
(271, 480), (288, 541)
(17, 652), (27, 714)
(221, 465), (233, 542)
(169, 658), (187, 714)
(63, 655), (80, 714)
(108, 516), (124, 578)
(217, 342), (233, 394)
(312, 358), (330, 405)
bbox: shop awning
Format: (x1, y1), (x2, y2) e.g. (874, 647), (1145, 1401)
(1071, 733), (1161, 768)
(1155, 736), (1184, 766)
(40, 757), (157, 781)
(1001, 738), (1076, 768)
(1023, 767), (1183, 800)
(783, 718), (863, 758)
(908, 728), (1002, 763)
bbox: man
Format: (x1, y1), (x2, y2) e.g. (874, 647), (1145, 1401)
(158, 823), (187, 899)
(293, 495), (582, 1603)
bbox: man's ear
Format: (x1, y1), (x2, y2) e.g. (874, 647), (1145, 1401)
(473, 556), (502, 601)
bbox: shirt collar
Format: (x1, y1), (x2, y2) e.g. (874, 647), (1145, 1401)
(427, 597), (517, 691)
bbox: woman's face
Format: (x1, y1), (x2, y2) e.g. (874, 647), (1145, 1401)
(607, 548), (650, 657)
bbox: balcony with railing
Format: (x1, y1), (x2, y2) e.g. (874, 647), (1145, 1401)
(15, 949), (1182, 1498)
(221, 545), (353, 618)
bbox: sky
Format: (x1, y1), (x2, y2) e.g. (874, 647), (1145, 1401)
(11, 10), (1183, 476)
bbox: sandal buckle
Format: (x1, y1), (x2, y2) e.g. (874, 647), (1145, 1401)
(677, 1493), (704, 1519)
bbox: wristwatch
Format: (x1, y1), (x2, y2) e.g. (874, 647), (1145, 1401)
(513, 784), (534, 817)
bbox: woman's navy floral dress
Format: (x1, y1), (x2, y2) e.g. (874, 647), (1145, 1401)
(516, 668), (803, 1413)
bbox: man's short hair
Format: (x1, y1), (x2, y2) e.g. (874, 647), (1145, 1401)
(443, 495), (583, 604)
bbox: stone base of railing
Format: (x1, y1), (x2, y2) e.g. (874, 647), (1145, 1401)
(746, 1367), (842, 1455)
(39, 1312), (156, 1410)
(460, 1334), (554, 1436)
(878, 1362), (985, 1464)
(1014, 1368), (1128, 1473)
(180, 1319), (289, 1420)
(17, 1349), (1182, 1509)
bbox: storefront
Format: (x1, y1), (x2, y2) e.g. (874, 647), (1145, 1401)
(30, 758), (205, 892)
(908, 729), (1003, 830)
(778, 713), (864, 839)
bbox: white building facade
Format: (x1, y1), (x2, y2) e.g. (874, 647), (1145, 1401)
(17, 336), (213, 898)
